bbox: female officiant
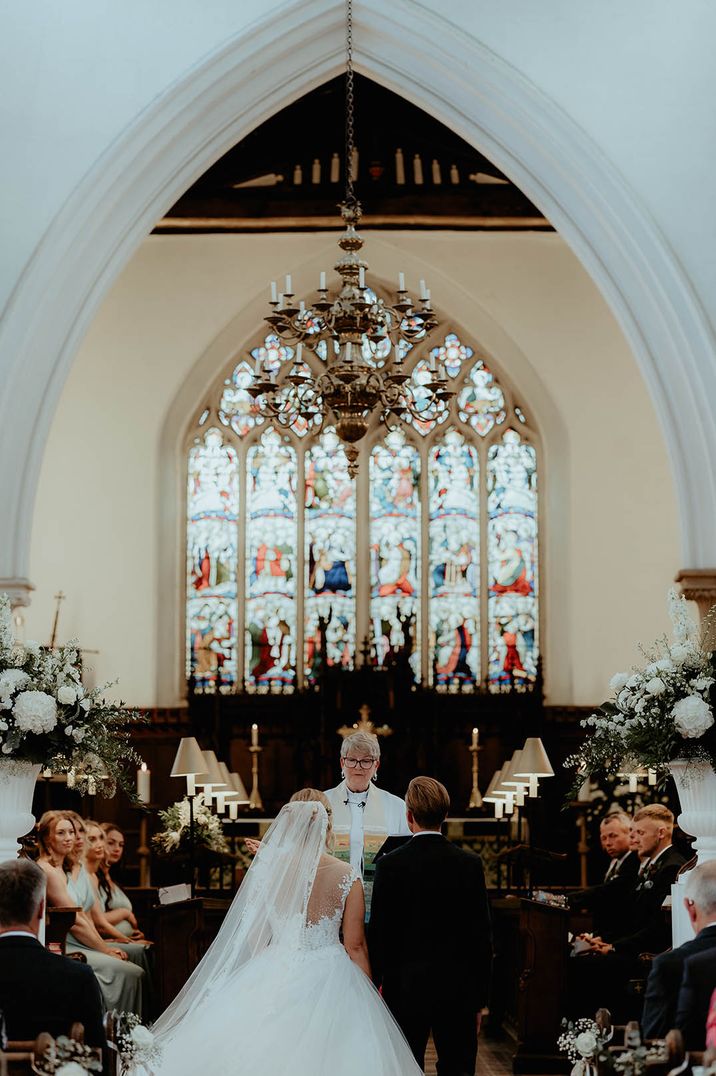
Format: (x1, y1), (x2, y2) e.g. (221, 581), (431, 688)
(324, 731), (410, 910)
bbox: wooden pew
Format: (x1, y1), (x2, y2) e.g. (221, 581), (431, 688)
(45, 906), (79, 955)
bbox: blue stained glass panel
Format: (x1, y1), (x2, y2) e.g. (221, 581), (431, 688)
(369, 430), (420, 678)
(428, 429), (480, 685)
(304, 427), (356, 682)
(487, 428), (538, 689)
(219, 360), (264, 438)
(244, 428), (298, 690)
(186, 427), (239, 691)
(457, 359), (506, 437)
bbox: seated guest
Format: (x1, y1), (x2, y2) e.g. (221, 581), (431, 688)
(642, 860), (716, 1038)
(0, 858), (106, 1050)
(99, 823), (144, 940)
(36, 810), (144, 1017)
(676, 941), (716, 1049)
(571, 811), (638, 939)
(568, 805), (685, 1020)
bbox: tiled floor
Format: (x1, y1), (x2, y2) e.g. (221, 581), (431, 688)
(424, 1034), (515, 1075)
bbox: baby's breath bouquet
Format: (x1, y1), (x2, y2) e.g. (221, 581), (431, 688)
(558, 1017), (609, 1071)
(110, 1012), (162, 1075)
(567, 590), (716, 792)
(152, 796), (230, 856)
(0, 593), (144, 796)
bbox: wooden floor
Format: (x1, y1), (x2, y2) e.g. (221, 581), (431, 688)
(424, 1035), (515, 1075)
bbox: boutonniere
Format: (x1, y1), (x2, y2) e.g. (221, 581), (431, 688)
(642, 879), (654, 890)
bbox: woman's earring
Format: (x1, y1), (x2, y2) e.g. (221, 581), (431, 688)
(340, 769), (345, 780)
(372, 773), (378, 783)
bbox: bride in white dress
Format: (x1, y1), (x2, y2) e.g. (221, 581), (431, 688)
(153, 789), (422, 1075)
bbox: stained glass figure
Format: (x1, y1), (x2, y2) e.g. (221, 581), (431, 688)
(219, 360), (264, 438)
(487, 428), (538, 689)
(251, 333), (293, 378)
(369, 429), (420, 678)
(244, 428), (298, 690)
(402, 358), (450, 436)
(457, 359), (507, 437)
(305, 427), (356, 682)
(428, 429), (479, 686)
(430, 332), (474, 380)
(186, 427), (239, 691)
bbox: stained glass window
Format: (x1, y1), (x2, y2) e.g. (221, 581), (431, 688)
(186, 427), (239, 691)
(486, 428), (538, 689)
(245, 428), (298, 691)
(369, 430), (420, 677)
(428, 429), (479, 686)
(186, 323), (540, 694)
(305, 427), (356, 682)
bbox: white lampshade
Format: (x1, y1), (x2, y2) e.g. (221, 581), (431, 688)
(483, 764), (510, 802)
(196, 750), (227, 789)
(230, 771), (250, 802)
(502, 750), (530, 790)
(169, 736), (206, 778)
(514, 737), (554, 778)
(482, 769), (501, 800)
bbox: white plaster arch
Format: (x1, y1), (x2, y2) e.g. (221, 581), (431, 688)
(2, 0), (715, 605)
(157, 243), (570, 706)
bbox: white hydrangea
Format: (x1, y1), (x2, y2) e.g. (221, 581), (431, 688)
(57, 684), (77, 705)
(645, 677), (666, 696)
(24, 640), (40, 656)
(671, 642), (698, 665)
(0, 668), (30, 694)
(13, 690), (58, 734)
(647, 658), (673, 675)
(609, 672), (630, 693)
(617, 689), (632, 710)
(672, 695), (714, 739)
(626, 674), (642, 689)
(55, 1064), (87, 1076)
(575, 1031), (598, 1057)
(692, 677), (715, 693)
(130, 1024), (155, 1049)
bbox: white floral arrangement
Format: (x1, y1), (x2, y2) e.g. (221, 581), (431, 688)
(558, 1017), (607, 1065)
(0, 593), (144, 796)
(567, 590), (716, 789)
(152, 796), (230, 856)
(110, 1012), (162, 1075)
(32, 1034), (102, 1073)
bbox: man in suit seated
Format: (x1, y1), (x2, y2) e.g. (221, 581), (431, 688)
(368, 776), (492, 1076)
(675, 925), (716, 1049)
(570, 811), (639, 938)
(568, 804), (685, 1020)
(0, 858), (106, 1050)
(642, 860), (716, 1038)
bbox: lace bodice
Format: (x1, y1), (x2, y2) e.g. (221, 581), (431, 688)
(302, 858), (358, 952)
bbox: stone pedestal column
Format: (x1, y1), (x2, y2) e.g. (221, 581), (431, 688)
(675, 569), (716, 620)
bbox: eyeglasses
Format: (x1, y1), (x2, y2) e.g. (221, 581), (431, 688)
(343, 757), (377, 770)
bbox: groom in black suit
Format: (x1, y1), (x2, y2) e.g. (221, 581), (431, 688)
(0, 858), (106, 1050)
(368, 777), (492, 1076)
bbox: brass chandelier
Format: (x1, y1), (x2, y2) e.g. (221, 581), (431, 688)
(251, 0), (452, 475)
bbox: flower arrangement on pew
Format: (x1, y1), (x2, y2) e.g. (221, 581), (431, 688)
(111, 1012), (162, 1075)
(0, 595), (144, 796)
(32, 1034), (102, 1073)
(558, 1016), (611, 1076)
(152, 797), (230, 857)
(567, 590), (716, 791)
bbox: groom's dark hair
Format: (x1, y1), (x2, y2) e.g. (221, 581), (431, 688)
(406, 777), (450, 829)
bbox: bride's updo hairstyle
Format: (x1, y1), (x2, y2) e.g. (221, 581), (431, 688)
(289, 788), (334, 849)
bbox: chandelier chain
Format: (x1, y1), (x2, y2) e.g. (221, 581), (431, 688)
(344, 0), (355, 207)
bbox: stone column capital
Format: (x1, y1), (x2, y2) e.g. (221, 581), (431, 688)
(675, 569), (716, 620)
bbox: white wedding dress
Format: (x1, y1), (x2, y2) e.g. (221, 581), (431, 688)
(153, 801), (422, 1075)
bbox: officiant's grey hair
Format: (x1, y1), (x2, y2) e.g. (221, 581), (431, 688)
(340, 731), (380, 758)
(0, 858), (46, 926)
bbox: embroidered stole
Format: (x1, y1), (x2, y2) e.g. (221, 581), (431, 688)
(331, 782), (388, 912)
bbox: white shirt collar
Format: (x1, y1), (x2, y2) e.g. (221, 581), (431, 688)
(345, 786), (369, 803)
(412, 830), (442, 837)
(0, 930), (37, 940)
(648, 844), (672, 868)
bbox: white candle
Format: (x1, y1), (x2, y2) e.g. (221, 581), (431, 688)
(358, 267), (365, 288)
(299, 300), (305, 314)
(432, 159), (442, 184)
(419, 279), (428, 300)
(229, 800), (239, 820)
(297, 342), (303, 362)
(311, 158), (321, 184)
(648, 768), (657, 785)
(395, 148), (405, 185)
(450, 163), (460, 185)
(293, 163), (302, 185)
(284, 274), (292, 295)
(398, 272), (405, 292)
(413, 154), (423, 184)
(251, 723), (259, 747)
(137, 763), (151, 804)
(330, 153), (340, 182)
(471, 727), (478, 748)
(270, 280), (277, 303)
(319, 271), (326, 291)
(425, 288), (431, 303)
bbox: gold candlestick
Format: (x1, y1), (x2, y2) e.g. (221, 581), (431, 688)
(468, 743), (482, 809)
(137, 813), (151, 887)
(249, 745), (263, 811)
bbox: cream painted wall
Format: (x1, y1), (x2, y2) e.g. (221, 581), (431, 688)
(24, 231), (680, 708)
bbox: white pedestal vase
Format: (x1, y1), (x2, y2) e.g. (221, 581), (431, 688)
(669, 758), (716, 946)
(0, 760), (42, 861)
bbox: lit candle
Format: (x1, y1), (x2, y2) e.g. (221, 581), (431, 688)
(270, 280), (277, 303)
(330, 153), (340, 182)
(137, 762), (151, 804)
(284, 274), (292, 295)
(311, 158), (321, 184)
(319, 271), (326, 291)
(229, 800), (239, 821)
(293, 163), (302, 185)
(395, 147), (405, 185)
(471, 727), (478, 748)
(450, 163), (460, 185)
(398, 272), (405, 292)
(413, 154), (423, 184)
(431, 159), (442, 184)
(251, 723), (259, 747)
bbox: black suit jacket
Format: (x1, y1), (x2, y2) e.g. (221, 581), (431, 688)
(612, 847), (686, 957)
(675, 944), (716, 1049)
(642, 924), (716, 1039)
(368, 833), (492, 1011)
(570, 851), (641, 939)
(0, 935), (106, 1049)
